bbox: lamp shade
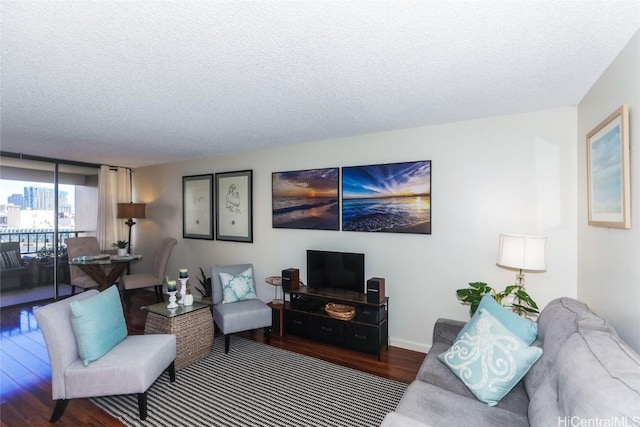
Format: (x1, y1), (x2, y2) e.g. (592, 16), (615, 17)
(496, 234), (546, 271)
(117, 203), (146, 219)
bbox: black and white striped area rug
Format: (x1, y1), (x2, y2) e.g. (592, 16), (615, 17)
(91, 337), (407, 426)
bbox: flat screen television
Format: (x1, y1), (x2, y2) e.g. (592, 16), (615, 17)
(306, 249), (365, 294)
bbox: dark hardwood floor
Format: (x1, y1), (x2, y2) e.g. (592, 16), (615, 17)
(0, 291), (425, 426)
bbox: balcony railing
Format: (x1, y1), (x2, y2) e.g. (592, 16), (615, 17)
(0, 228), (94, 255)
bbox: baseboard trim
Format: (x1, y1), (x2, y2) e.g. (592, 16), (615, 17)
(389, 337), (430, 354)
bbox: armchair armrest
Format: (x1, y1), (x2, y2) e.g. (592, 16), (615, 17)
(432, 318), (466, 346)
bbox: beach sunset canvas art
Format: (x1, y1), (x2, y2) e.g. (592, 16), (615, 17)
(342, 161), (431, 234)
(272, 168), (340, 230)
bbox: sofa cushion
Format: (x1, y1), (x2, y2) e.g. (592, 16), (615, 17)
(395, 380), (529, 427)
(438, 308), (542, 406)
(212, 299), (271, 335)
(456, 294), (538, 345)
(219, 267), (257, 304)
(70, 285), (128, 366)
(64, 334), (177, 398)
(524, 297), (618, 397)
(380, 411), (434, 427)
(528, 329), (640, 427)
(419, 342), (468, 390)
(432, 318), (466, 346)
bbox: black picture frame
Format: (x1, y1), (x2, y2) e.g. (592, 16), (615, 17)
(272, 167), (340, 230)
(182, 174), (214, 239)
(342, 160), (432, 234)
(215, 170), (253, 242)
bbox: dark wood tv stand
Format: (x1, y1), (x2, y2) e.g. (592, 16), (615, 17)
(283, 286), (389, 359)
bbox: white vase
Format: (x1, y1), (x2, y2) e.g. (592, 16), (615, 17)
(117, 248), (128, 256)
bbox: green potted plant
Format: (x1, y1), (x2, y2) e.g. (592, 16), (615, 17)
(456, 281), (539, 317)
(57, 245), (68, 261)
(195, 267), (212, 301)
(36, 247), (54, 263)
(113, 240), (128, 256)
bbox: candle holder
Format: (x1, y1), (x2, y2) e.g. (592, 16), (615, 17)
(166, 291), (178, 309)
(178, 278), (188, 305)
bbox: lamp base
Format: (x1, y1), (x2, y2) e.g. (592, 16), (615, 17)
(514, 269), (526, 287)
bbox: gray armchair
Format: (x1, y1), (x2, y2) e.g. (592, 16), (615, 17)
(34, 290), (176, 422)
(210, 264), (271, 353)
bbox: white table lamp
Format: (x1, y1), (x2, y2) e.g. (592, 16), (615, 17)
(496, 234), (546, 287)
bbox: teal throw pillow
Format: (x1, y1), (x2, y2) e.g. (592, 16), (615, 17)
(70, 285), (128, 366)
(439, 308), (543, 406)
(219, 267), (257, 304)
(456, 294), (538, 345)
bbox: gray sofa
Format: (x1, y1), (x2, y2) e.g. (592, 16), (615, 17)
(381, 297), (640, 427)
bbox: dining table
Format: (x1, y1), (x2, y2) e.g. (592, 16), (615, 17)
(69, 254), (142, 291)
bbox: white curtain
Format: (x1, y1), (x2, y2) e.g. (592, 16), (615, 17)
(97, 166), (131, 251)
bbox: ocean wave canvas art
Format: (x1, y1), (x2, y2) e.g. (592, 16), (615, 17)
(272, 168), (340, 230)
(586, 104), (630, 229)
(342, 161), (431, 234)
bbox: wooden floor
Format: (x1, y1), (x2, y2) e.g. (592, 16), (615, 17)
(0, 291), (425, 426)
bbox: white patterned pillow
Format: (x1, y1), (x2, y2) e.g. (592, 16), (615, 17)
(219, 267), (257, 304)
(438, 308), (543, 406)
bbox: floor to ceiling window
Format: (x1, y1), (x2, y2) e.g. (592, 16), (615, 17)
(0, 154), (100, 307)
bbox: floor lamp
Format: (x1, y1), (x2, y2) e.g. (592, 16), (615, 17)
(117, 202), (146, 255)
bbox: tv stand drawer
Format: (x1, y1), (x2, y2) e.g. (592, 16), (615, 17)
(311, 316), (343, 345)
(344, 323), (380, 354)
(284, 310), (311, 336)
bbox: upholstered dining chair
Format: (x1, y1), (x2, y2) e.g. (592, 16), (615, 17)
(121, 237), (177, 309)
(65, 236), (105, 294)
(34, 288), (176, 422)
(210, 263), (271, 353)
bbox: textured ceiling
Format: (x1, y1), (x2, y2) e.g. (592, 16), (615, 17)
(1, 1), (639, 168)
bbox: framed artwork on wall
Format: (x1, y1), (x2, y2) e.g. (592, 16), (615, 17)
(215, 170), (253, 242)
(586, 104), (630, 229)
(182, 174), (214, 239)
(342, 160), (432, 234)
(272, 167), (340, 230)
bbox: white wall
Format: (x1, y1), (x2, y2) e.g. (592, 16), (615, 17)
(577, 30), (640, 352)
(133, 106), (578, 353)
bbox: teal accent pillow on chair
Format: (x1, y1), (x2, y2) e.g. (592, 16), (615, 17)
(219, 267), (258, 303)
(70, 285), (128, 366)
(456, 294), (538, 345)
(439, 308), (543, 406)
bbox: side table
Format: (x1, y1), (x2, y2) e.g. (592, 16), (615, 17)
(265, 276), (283, 304)
(144, 301), (213, 370)
(268, 302), (284, 336)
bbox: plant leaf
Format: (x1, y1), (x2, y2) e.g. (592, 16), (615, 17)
(457, 281), (539, 317)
